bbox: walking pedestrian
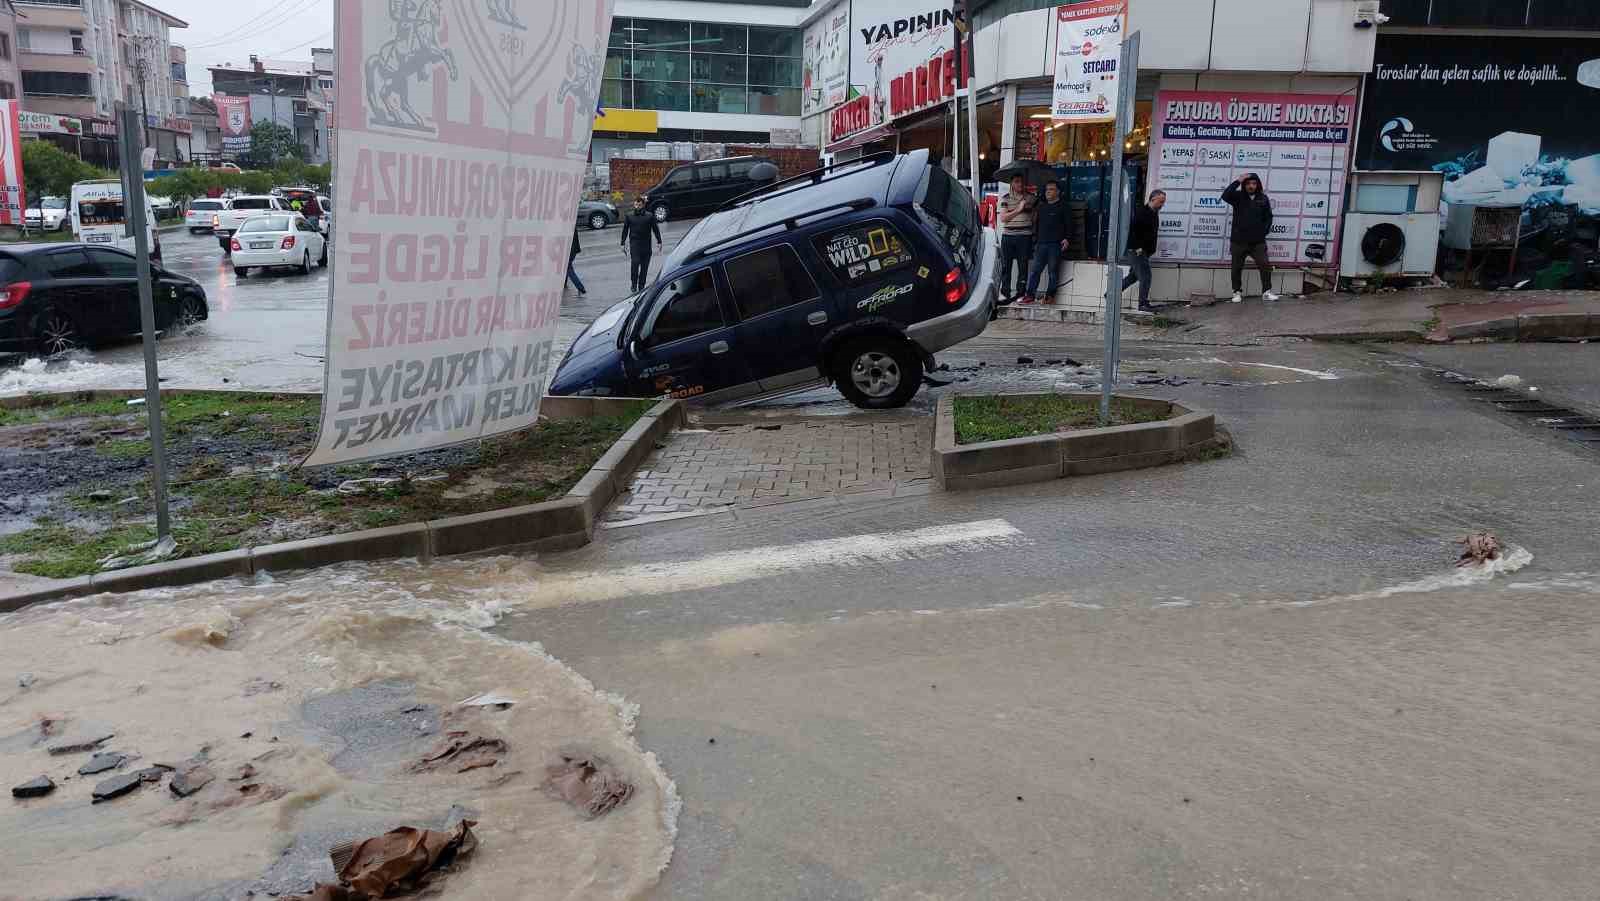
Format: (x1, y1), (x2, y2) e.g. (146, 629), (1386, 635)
(1122, 189), (1164, 312)
(620, 196), (663, 293)
(1022, 180), (1071, 304)
(1221, 173), (1278, 303)
(566, 223), (587, 296)
(996, 175), (1036, 302)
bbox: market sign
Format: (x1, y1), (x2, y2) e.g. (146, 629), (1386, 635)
(1050, 0), (1127, 124)
(1357, 33), (1600, 213)
(18, 111), (82, 136)
(843, 0), (955, 140)
(831, 93), (874, 143)
(306, 0), (610, 466)
(1148, 90), (1355, 267)
(887, 44), (969, 120)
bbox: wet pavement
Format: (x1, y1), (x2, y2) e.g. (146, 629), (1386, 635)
(0, 220), (702, 397)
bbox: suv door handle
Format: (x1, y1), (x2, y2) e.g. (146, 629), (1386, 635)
(709, 340), (730, 354)
(807, 311), (828, 325)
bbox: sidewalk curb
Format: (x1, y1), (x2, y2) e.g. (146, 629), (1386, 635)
(0, 397), (683, 614)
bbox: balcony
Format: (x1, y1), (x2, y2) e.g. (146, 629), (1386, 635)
(11, 5), (91, 29)
(19, 50), (96, 74)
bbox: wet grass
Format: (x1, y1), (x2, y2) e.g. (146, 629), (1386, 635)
(0, 394), (655, 578)
(954, 394), (1170, 444)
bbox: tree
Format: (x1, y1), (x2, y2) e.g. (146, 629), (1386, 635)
(21, 139), (110, 199)
(241, 121), (304, 170)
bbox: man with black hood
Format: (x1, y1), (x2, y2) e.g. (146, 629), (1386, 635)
(620, 195), (663, 293)
(1221, 173), (1279, 303)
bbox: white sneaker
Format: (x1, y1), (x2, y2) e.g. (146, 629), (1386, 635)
(1230, 292), (1243, 304)
(1263, 290), (1280, 302)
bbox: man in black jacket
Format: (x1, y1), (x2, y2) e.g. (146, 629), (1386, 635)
(1021, 180), (1070, 304)
(1121, 189), (1164, 312)
(1221, 173), (1278, 302)
(620, 195), (663, 293)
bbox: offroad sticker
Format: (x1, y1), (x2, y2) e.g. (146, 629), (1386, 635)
(857, 283), (914, 312)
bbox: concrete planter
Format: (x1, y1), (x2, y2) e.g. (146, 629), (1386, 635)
(0, 396), (682, 611)
(933, 393), (1216, 491)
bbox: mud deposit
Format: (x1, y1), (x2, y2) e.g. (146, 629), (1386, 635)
(0, 561), (678, 899)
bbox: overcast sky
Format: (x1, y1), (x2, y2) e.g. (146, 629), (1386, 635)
(158, 0), (335, 97)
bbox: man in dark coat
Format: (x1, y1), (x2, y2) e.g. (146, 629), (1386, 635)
(1221, 173), (1279, 302)
(620, 195), (663, 293)
(1122, 189), (1165, 312)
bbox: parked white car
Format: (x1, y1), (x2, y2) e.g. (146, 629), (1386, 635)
(230, 213), (328, 277)
(185, 198), (226, 233)
(24, 196), (69, 231)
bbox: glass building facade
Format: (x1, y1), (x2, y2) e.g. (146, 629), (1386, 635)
(602, 17), (803, 116)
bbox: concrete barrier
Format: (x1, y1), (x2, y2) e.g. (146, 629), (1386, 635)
(0, 395), (679, 611)
(933, 393), (1218, 491)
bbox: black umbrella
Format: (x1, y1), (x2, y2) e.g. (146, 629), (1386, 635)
(992, 159), (1058, 188)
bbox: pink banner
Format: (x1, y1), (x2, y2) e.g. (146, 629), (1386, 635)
(0, 101), (25, 227)
(1149, 90), (1356, 268)
(215, 95), (252, 154)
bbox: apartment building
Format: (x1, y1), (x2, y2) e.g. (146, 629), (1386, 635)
(210, 53), (333, 164)
(0, 6), (20, 103)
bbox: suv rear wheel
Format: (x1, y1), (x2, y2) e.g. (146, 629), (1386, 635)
(832, 337), (922, 409)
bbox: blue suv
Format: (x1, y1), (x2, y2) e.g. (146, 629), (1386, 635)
(549, 150), (998, 409)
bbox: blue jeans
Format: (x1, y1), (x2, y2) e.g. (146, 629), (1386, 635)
(999, 233), (1032, 297)
(1025, 241), (1063, 297)
(566, 263), (586, 294)
(1121, 252), (1152, 304)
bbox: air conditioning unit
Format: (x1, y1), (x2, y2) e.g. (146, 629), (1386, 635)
(1340, 170), (1445, 284)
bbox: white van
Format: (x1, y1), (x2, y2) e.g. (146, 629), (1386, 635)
(69, 178), (162, 260)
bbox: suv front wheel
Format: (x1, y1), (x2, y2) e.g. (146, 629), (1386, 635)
(832, 337), (922, 409)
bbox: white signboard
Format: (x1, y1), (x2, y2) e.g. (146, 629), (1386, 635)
(1051, 1), (1126, 124)
(803, 1), (851, 117)
(849, 0), (956, 130)
(18, 111), (81, 135)
(307, 0), (612, 466)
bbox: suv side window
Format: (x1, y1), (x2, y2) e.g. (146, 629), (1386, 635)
(727, 159), (755, 181)
(644, 269), (724, 346)
(812, 220), (915, 286)
(663, 168), (692, 188)
(697, 163), (729, 184)
(723, 244), (820, 320)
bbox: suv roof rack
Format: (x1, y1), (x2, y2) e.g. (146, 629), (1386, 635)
(688, 197), (877, 261)
(715, 151), (898, 214)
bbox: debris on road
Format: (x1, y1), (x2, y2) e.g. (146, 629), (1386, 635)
(12, 775), (55, 798)
(544, 750), (634, 819)
(1017, 356), (1035, 364)
(458, 691), (516, 710)
(16, 672), (34, 689)
(91, 772), (144, 803)
(1493, 374), (1523, 388)
(1458, 532), (1504, 567)
(169, 763), (214, 798)
(98, 534), (178, 572)
(48, 734), (114, 755)
(304, 820), (479, 899)
(411, 731), (508, 774)
(78, 752), (128, 775)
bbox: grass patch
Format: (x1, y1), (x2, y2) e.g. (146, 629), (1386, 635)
(954, 394), (1171, 444)
(0, 520), (239, 579)
(98, 438), (152, 459)
(0, 396), (140, 426)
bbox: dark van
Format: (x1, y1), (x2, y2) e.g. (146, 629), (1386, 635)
(641, 155), (779, 223)
(549, 149), (998, 409)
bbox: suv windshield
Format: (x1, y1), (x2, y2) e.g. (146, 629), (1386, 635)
(190, 200), (222, 210)
(41, 198), (66, 210)
(232, 198), (272, 210)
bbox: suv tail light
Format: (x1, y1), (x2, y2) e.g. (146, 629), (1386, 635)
(281, 236), (296, 250)
(944, 267), (966, 305)
(0, 281), (31, 309)
(230, 238), (242, 252)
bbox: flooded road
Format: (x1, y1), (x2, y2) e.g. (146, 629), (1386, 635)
(1, 561), (677, 899)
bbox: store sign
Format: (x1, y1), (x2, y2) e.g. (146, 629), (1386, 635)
(1149, 90), (1355, 266)
(845, 0), (956, 139)
(215, 95), (252, 153)
(1358, 34), (1600, 213)
(306, 0), (609, 466)
(802, 2), (851, 117)
(1051, 0), (1126, 124)
(18, 111), (82, 136)
(831, 94), (875, 143)
(887, 44), (968, 120)
(89, 119), (117, 138)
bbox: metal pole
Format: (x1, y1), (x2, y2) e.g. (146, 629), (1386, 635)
(116, 104), (170, 541)
(1100, 31), (1140, 423)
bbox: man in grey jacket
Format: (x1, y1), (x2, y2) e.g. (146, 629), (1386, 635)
(1221, 173), (1279, 303)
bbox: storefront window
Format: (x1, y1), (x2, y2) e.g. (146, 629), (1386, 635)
(604, 51), (628, 79)
(748, 57), (801, 87)
(629, 19), (691, 51)
(634, 50), (690, 82)
(601, 78), (630, 109)
(693, 84), (747, 114)
(748, 86), (800, 116)
(748, 26), (800, 58)
(693, 53), (747, 85)
(636, 81), (691, 112)
(692, 23), (747, 55)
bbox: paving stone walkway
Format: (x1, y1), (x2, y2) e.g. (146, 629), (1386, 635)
(607, 419), (932, 521)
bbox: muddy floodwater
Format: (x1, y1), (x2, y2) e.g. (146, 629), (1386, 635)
(0, 560), (678, 900)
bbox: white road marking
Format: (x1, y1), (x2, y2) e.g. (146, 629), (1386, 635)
(520, 519), (1025, 608)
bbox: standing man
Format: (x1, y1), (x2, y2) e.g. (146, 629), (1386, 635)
(1022, 180), (1071, 304)
(1122, 189), (1165, 313)
(1221, 173), (1278, 303)
(620, 195), (663, 293)
(996, 175), (1036, 302)
(566, 223), (587, 296)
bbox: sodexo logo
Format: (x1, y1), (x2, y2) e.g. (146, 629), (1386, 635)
(1380, 117), (1414, 152)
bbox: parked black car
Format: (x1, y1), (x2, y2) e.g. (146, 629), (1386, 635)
(641, 156), (780, 223)
(551, 149), (997, 409)
(0, 244), (209, 355)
